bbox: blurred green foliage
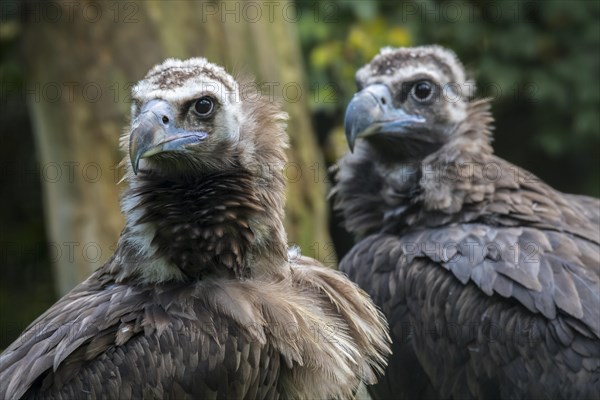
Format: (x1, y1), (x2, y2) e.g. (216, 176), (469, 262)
(298, 0), (599, 196)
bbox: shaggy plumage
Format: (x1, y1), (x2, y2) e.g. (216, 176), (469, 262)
(334, 46), (599, 399)
(0, 58), (390, 399)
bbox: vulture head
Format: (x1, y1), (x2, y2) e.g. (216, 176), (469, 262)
(336, 46), (494, 237)
(344, 45), (478, 159)
(126, 58), (287, 177)
(117, 58), (289, 283)
(128, 59), (259, 175)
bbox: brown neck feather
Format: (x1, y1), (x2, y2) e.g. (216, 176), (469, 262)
(113, 163), (288, 283)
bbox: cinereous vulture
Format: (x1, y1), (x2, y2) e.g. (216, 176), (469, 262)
(0, 58), (390, 399)
(333, 46), (599, 399)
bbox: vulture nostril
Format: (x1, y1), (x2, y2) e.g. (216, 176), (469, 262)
(162, 116), (169, 124)
(381, 97), (386, 105)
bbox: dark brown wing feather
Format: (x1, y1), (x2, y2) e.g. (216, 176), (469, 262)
(0, 268), (282, 400)
(340, 235), (442, 400)
(341, 226), (600, 399)
(1, 256), (390, 400)
(564, 193), (600, 229)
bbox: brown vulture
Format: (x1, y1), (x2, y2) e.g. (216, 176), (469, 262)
(333, 46), (600, 399)
(0, 58), (390, 399)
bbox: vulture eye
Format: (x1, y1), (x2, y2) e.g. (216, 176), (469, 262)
(411, 81), (434, 102)
(194, 97), (214, 117)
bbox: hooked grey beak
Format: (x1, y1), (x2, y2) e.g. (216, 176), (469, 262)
(129, 99), (208, 174)
(344, 84), (425, 152)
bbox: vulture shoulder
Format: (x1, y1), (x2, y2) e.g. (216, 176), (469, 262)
(0, 255), (389, 400)
(341, 158), (600, 399)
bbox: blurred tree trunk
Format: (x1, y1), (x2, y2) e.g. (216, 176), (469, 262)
(24, 0), (332, 296)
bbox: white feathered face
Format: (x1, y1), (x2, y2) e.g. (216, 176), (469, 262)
(126, 58), (245, 175)
(344, 46), (475, 158)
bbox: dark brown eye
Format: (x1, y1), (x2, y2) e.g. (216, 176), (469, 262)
(412, 81), (434, 102)
(194, 97), (214, 116)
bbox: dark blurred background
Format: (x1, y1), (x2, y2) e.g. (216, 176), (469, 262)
(1, 0), (598, 349)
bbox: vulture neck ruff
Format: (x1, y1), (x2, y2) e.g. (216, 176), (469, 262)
(116, 165), (287, 284)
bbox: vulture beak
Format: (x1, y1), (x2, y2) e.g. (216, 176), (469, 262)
(344, 84), (425, 152)
(129, 99), (208, 174)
